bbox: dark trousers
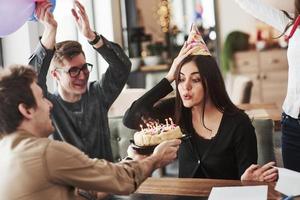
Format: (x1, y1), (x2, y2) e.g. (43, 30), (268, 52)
(281, 113), (300, 172)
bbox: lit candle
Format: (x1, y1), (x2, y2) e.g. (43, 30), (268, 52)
(150, 122), (155, 129)
(140, 124), (143, 131)
(165, 118), (169, 126)
(146, 123), (150, 129)
(169, 117), (174, 125)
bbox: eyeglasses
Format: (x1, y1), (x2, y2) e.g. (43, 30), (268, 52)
(56, 63), (93, 78)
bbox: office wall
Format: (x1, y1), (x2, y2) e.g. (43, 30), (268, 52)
(2, 0), (292, 68)
(1, 22), (39, 67)
(216, 0), (294, 47)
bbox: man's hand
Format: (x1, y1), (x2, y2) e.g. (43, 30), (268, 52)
(76, 188), (110, 200)
(126, 145), (147, 160)
(71, 0), (103, 47)
(241, 161), (278, 182)
(36, 1), (57, 49)
(151, 139), (181, 169)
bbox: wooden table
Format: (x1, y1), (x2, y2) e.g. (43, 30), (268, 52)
(238, 103), (281, 131)
(125, 177), (281, 200)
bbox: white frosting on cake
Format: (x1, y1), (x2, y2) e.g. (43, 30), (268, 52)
(134, 125), (182, 146)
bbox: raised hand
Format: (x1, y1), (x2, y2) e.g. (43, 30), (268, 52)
(36, 1), (57, 31)
(71, 0), (95, 41)
(165, 42), (199, 82)
(36, 1), (57, 49)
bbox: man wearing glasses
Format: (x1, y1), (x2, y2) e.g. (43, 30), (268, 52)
(29, 1), (131, 162)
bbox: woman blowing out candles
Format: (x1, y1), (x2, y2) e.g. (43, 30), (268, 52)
(123, 25), (278, 182)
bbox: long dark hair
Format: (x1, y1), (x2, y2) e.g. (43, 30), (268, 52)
(278, 0), (300, 37)
(174, 55), (241, 130)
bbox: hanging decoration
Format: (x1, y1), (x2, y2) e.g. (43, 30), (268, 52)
(156, 0), (171, 33)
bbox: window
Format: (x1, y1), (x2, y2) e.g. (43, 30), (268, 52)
(53, 0), (120, 81)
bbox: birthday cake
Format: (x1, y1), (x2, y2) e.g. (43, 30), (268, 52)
(134, 118), (183, 146)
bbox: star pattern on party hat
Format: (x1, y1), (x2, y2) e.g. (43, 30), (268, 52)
(187, 24), (211, 56)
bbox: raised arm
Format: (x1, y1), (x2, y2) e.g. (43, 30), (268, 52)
(28, 2), (56, 93)
(72, 0), (131, 109)
(72, 0), (103, 48)
(38, 2), (57, 50)
(123, 41), (198, 129)
(123, 79), (175, 130)
(235, 0), (291, 33)
(165, 38), (199, 83)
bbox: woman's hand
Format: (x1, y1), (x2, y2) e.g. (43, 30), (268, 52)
(259, 162), (278, 182)
(165, 42), (199, 83)
(241, 161), (278, 182)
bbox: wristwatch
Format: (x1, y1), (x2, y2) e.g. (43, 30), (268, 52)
(88, 31), (100, 45)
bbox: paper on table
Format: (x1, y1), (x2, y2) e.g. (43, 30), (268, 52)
(208, 185), (268, 200)
(275, 167), (300, 196)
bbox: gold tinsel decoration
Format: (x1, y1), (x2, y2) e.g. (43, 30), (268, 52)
(156, 0), (171, 33)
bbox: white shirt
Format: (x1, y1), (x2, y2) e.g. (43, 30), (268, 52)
(235, 0), (300, 118)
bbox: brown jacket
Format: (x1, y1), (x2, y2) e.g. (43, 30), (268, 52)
(0, 131), (146, 200)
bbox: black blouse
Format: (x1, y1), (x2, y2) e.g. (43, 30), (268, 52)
(123, 78), (257, 179)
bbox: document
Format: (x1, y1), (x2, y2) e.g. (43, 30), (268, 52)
(275, 167), (300, 196)
(208, 185), (268, 200)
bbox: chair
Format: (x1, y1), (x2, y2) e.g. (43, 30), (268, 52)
(252, 118), (276, 165)
(109, 88), (147, 162)
(109, 116), (135, 162)
(225, 73), (253, 104)
(108, 88), (147, 117)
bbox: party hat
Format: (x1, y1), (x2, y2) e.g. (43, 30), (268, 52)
(187, 24), (211, 56)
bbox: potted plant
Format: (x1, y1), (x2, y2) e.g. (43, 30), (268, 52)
(143, 42), (165, 66)
(221, 31), (250, 73)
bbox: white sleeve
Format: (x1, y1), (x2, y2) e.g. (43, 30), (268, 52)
(235, 0), (292, 33)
